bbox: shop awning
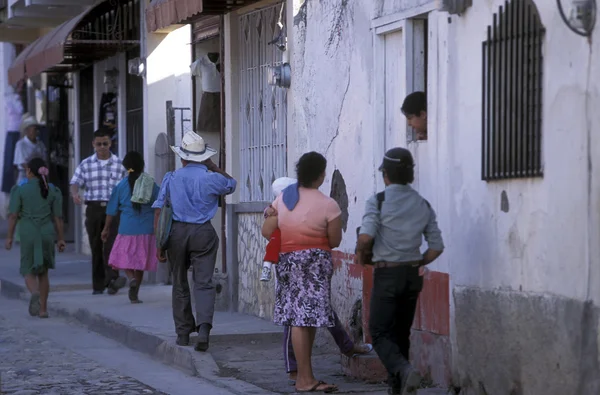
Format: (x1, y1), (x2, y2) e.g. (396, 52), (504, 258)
(8, 0), (140, 86)
(146, 0), (260, 33)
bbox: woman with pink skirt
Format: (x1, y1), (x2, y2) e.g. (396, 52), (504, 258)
(101, 151), (159, 303)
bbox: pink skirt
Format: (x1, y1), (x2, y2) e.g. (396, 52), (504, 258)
(109, 234), (158, 272)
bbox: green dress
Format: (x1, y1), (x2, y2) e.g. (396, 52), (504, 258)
(9, 179), (62, 276)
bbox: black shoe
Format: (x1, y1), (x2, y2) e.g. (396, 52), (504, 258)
(92, 290), (104, 295)
(194, 324), (212, 352)
(399, 365), (421, 395)
(107, 277), (127, 295)
(176, 334), (190, 346)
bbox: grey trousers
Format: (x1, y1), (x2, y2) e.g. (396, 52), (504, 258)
(168, 221), (219, 336)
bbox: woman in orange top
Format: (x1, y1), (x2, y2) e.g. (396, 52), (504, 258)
(262, 152), (342, 393)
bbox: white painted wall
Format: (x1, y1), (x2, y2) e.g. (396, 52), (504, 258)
(289, 0), (600, 305)
(145, 25), (193, 180)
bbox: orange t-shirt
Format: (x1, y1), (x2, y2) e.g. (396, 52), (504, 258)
(272, 187), (342, 253)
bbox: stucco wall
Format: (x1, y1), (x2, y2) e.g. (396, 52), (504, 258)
(444, 2), (600, 393)
(237, 213), (275, 318)
(145, 26), (193, 180)
(285, 0), (600, 392)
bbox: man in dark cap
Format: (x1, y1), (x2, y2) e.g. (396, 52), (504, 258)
(356, 147), (444, 395)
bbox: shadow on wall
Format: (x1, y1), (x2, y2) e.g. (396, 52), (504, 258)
(330, 169), (349, 232)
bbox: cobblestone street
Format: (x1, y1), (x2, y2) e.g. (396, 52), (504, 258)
(0, 315), (168, 395)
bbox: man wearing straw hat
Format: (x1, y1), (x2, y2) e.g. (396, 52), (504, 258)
(13, 113), (47, 183)
(153, 131), (236, 352)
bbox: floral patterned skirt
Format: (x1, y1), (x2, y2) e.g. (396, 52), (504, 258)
(273, 249), (335, 328)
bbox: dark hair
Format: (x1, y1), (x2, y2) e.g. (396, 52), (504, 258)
(123, 151), (145, 212)
(384, 164), (414, 185)
(401, 91), (427, 117)
(296, 152), (327, 188)
(27, 157), (49, 199)
(93, 127), (113, 140)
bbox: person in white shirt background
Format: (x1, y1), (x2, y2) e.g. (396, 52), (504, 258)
(14, 114), (47, 184)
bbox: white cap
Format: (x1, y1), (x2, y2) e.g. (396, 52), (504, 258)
(272, 177), (297, 197)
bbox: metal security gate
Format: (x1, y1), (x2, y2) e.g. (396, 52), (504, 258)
(126, 47), (144, 153)
(239, 5), (287, 202)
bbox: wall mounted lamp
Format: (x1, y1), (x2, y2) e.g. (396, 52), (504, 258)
(557, 0), (597, 37)
(128, 57), (146, 77)
(267, 63), (291, 88)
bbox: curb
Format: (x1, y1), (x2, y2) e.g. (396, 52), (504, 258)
(0, 276), (276, 395)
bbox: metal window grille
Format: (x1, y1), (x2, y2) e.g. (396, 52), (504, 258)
(239, 5), (288, 202)
(482, 0), (544, 181)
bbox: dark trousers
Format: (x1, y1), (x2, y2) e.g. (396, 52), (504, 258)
(168, 221), (219, 336)
(368, 265), (423, 377)
(85, 203), (120, 292)
(283, 310), (354, 373)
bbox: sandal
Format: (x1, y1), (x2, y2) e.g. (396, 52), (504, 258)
(296, 381), (338, 393)
(28, 293), (40, 317)
(39, 312), (49, 319)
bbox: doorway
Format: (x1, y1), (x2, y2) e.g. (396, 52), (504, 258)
(46, 74), (74, 242)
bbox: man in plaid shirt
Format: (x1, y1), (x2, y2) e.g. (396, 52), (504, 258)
(70, 128), (128, 295)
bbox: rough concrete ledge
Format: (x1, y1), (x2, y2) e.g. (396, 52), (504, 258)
(453, 287), (600, 395)
(0, 277), (275, 395)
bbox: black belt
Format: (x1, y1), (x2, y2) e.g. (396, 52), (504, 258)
(85, 201), (108, 207)
(373, 260), (421, 269)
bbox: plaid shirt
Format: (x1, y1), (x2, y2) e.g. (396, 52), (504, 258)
(70, 154), (127, 202)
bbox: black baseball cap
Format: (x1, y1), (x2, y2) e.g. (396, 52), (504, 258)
(379, 147), (414, 171)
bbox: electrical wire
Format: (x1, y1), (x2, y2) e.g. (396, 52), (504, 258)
(557, 0), (597, 37)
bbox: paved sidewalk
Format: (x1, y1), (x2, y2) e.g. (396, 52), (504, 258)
(0, 231), (445, 394)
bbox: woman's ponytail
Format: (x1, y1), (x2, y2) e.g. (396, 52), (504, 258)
(122, 151), (145, 212)
(27, 157), (50, 199)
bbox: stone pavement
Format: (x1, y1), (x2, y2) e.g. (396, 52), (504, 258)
(0, 314), (168, 395)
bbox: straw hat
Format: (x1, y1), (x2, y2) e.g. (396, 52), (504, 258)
(171, 131), (217, 163)
(19, 113), (39, 136)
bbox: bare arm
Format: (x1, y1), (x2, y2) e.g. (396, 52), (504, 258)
(70, 184), (82, 205)
(6, 213), (17, 240)
(262, 215), (278, 240)
(327, 216), (342, 249)
(154, 209), (161, 232)
(204, 159), (233, 179)
(104, 215), (114, 233)
(53, 216), (65, 241)
(421, 249), (443, 266)
(356, 234), (374, 266)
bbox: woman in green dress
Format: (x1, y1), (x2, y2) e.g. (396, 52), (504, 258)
(5, 157), (66, 318)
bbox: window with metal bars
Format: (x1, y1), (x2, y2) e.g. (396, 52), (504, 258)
(482, 0), (545, 181)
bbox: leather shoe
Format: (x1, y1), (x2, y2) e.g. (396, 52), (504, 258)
(176, 334), (190, 346)
(194, 324), (212, 352)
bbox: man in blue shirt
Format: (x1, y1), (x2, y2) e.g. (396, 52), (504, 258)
(153, 131), (236, 352)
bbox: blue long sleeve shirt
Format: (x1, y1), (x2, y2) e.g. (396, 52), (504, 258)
(152, 163), (237, 224)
